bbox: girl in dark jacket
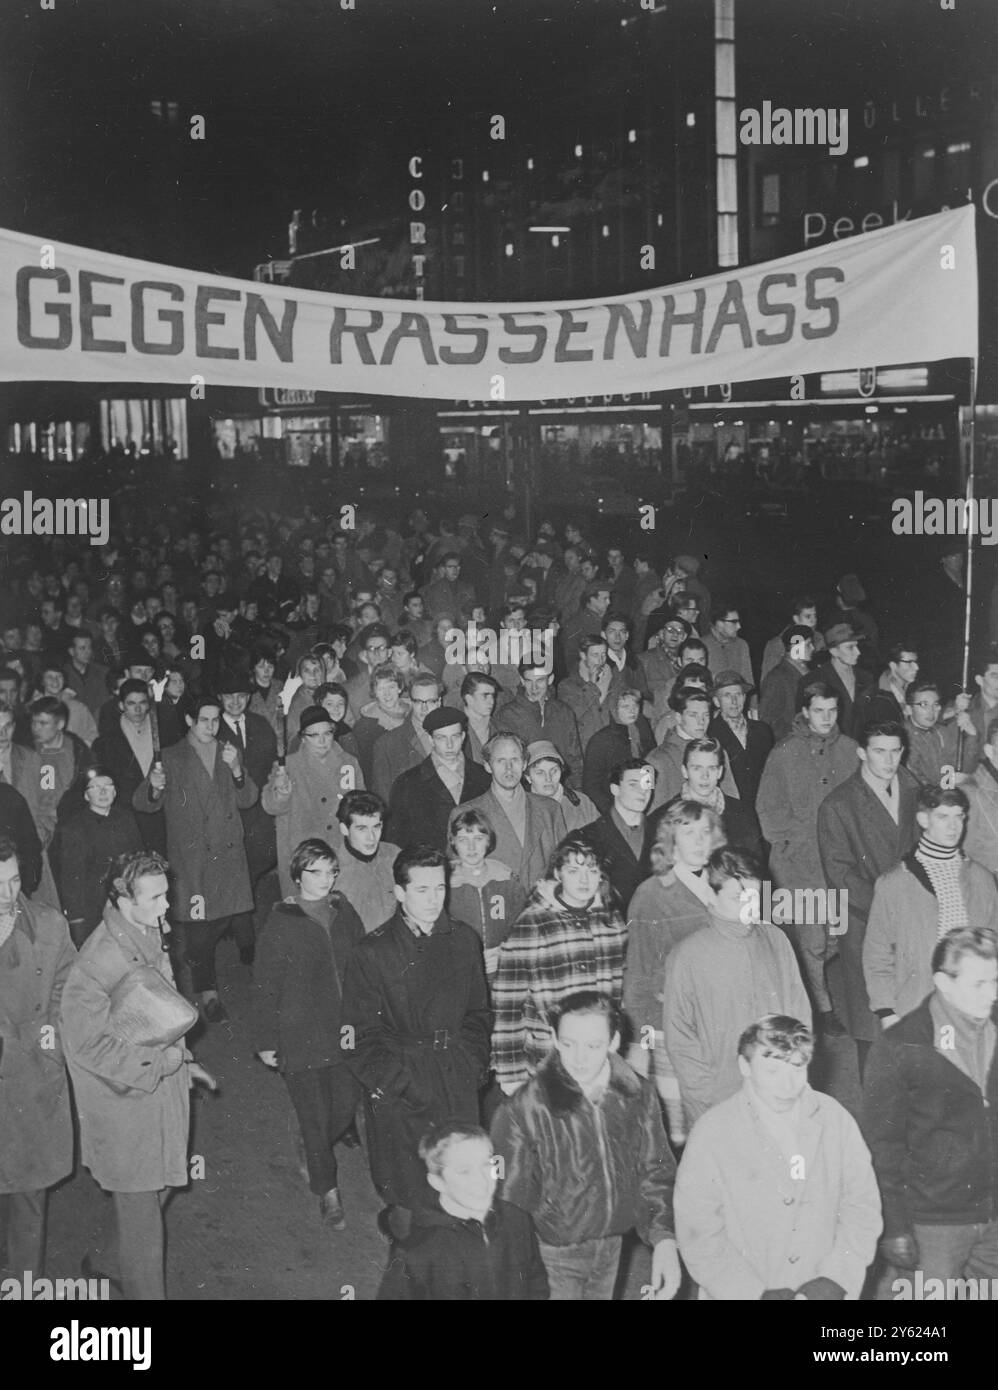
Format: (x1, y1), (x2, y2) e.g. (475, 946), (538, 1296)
(53, 765), (143, 948)
(252, 837), (365, 1230)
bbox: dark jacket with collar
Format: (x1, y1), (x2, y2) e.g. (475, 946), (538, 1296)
(577, 810), (651, 911)
(862, 996), (998, 1237)
(388, 754), (490, 853)
(252, 893), (365, 1074)
(342, 907), (491, 1207)
(371, 716), (429, 802)
(708, 714), (774, 808)
(491, 1050), (676, 1248)
(93, 721), (167, 855)
(817, 765), (919, 1041)
(217, 709), (278, 880)
(0, 781), (43, 896)
(798, 660), (874, 741)
(377, 1197), (549, 1301)
(582, 716), (656, 817)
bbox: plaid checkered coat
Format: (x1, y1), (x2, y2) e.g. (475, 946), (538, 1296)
(491, 877), (626, 1091)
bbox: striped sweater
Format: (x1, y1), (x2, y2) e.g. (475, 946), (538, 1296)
(491, 878), (627, 1091)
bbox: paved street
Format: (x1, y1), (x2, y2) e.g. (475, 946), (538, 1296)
(41, 881), (864, 1303)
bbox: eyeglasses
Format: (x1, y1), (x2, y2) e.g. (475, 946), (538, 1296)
(413, 697), (440, 708)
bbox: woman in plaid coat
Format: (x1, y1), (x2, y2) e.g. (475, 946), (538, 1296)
(491, 835), (627, 1095)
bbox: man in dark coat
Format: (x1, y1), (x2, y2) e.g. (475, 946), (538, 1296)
(371, 674), (442, 802)
(0, 757), (43, 896)
(862, 927), (998, 1293)
(578, 757), (655, 910)
(817, 721), (919, 1071)
(582, 690), (655, 816)
(387, 709), (490, 852)
(133, 695), (258, 1022)
(709, 670), (774, 808)
(342, 846), (491, 1238)
(93, 680), (166, 854)
(216, 672), (278, 966)
(800, 625), (874, 742)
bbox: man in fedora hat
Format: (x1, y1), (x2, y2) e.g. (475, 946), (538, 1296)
(709, 669), (774, 808)
(801, 624), (874, 741)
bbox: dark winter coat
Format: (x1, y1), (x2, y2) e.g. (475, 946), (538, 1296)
(0, 896), (76, 1193)
(708, 714), (774, 807)
(817, 767), (919, 1041)
(252, 894), (365, 1074)
(582, 717), (656, 816)
(389, 755), (490, 853)
(862, 997), (998, 1237)
(377, 1198), (549, 1300)
(577, 811), (652, 911)
(0, 781), (43, 896)
(342, 908), (491, 1208)
(491, 1050), (676, 1247)
(216, 710), (278, 882)
(53, 805), (143, 936)
(133, 735), (258, 922)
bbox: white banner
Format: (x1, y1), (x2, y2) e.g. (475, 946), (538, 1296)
(0, 206), (977, 400)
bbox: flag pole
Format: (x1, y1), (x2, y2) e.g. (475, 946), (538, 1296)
(957, 358), (978, 771)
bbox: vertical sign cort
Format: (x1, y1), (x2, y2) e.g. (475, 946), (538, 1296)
(408, 155), (426, 300)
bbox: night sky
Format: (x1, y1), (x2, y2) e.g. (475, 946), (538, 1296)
(1, 0), (994, 276)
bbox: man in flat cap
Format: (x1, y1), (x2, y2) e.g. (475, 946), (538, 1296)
(387, 707), (490, 852)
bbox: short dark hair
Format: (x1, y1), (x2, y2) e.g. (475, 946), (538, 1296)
(791, 595), (817, 616)
(705, 845), (763, 891)
(610, 757), (653, 789)
(602, 611), (630, 633)
(801, 679), (840, 709)
(682, 736), (724, 769)
(549, 834), (603, 879)
(0, 834), (19, 866)
(28, 696), (67, 723)
(336, 790), (386, 827)
(391, 630), (419, 657)
(578, 634), (608, 659)
(461, 672), (499, 701)
(932, 927), (998, 978)
(289, 837), (338, 884)
(974, 647), (998, 677)
(551, 990), (623, 1040)
(783, 624), (814, 651)
(859, 719), (906, 750)
(189, 694), (222, 719)
(118, 678), (150, 704)
(916, 784), (969, 815)
(677, 637), (708, 663)
(393, 844), (449, 888)
(737, 1014), (814, 1063)
(887, 641), (919, 664)
(905, 678), (940, 704)
(669, 685), (712, 715)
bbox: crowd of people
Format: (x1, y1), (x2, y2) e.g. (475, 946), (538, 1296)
(1, 493), (998, 1302)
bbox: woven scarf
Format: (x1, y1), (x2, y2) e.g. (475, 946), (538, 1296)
(915, 835), (967, 939)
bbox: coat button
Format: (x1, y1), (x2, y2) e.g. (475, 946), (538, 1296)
(321, 796), (327, 803)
